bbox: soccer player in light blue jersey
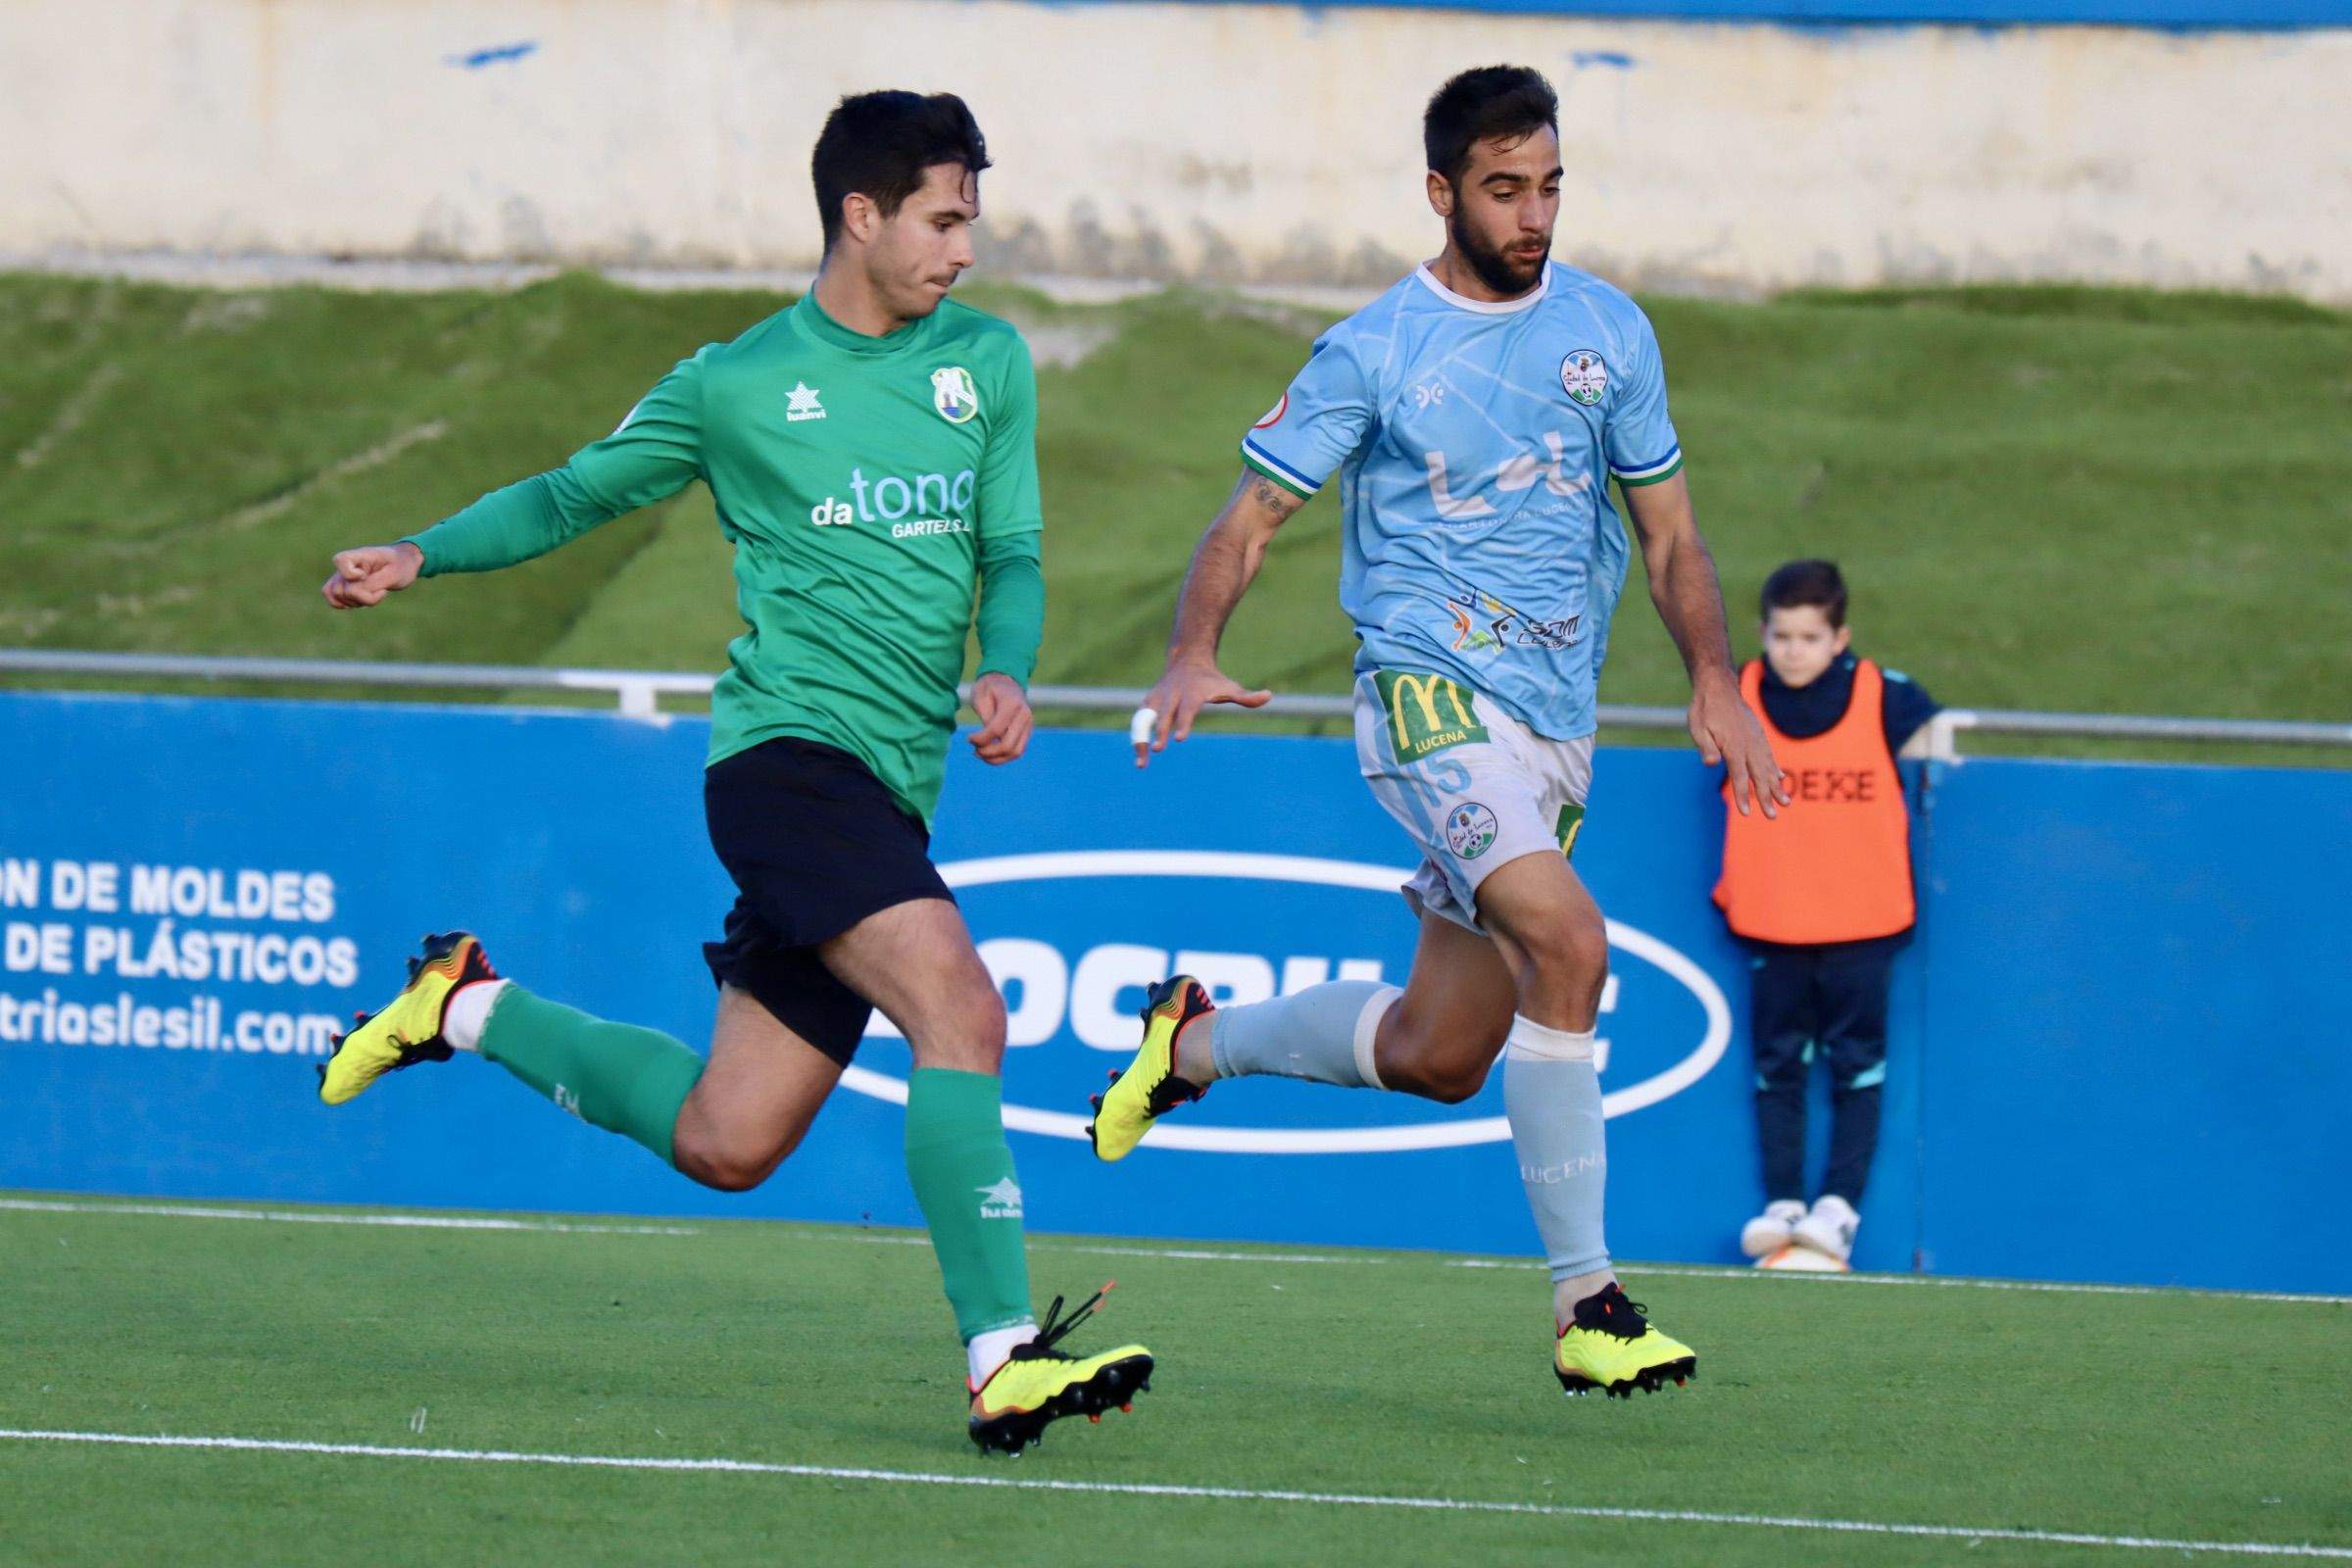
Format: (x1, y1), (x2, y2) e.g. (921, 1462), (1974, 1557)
(1096, 66), (1788, 1399)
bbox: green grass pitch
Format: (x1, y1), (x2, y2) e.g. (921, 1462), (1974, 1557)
(4, 1194), (2346, 1566)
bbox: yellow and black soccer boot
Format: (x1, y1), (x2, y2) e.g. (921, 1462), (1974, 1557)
(1087, 975), (1213, 1161)
(317, 932), (497, 1105)
(1554, 1282), (1697, 1399)
(968, 1285), (1155, 1456)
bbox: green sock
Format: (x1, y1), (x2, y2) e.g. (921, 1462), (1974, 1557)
(478, 986), (705, 1166)
(904, 1067), (1034, 1341)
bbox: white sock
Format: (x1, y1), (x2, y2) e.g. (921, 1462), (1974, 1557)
(1208, 981), (1400, 1088)
(966, 1323), (1038, 1388)
(441, 979), (509, 1053)
(1502, 1014), (1612, 1318)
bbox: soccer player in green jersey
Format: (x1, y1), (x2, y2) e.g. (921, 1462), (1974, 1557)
(313, 91), (1151, 1455)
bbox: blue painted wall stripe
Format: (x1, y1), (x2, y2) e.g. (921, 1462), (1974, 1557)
(1074, 0), (2352, 33)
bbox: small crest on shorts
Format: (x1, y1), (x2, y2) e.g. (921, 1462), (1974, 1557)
(1374, 669), (1488, 764)
(1446, 802), (1500, 860)
(932, 365), (980, 424)
(1560, 350), (1607, 407)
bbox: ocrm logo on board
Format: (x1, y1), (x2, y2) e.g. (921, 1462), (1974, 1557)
(847, 852), (1729, 1153)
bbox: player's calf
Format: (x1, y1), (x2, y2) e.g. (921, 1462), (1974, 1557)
(1367, 1041), (1494, 1104)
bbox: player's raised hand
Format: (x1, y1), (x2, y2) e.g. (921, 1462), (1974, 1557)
(1132, 661), (1272, 767)
(1690, 667), (1789, 818)
(322, 542), (424, 610)
(967, 672), (1034, 765)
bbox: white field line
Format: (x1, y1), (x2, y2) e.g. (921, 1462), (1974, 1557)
(2, 1429), (2344, 1560)
(1450, 1257), (2352, 1306)
(8, 1196), (2345, 1306)
(0, 1198), (694, 1237)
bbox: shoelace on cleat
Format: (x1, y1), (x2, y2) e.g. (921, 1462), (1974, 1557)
(1090, 1068), (1206, 1122)
(1143, 1070), (1206, 1116)
(1007, 1282), (1117, 1365)
(323, 1006), (453, 1072)
(1571, 1283), (1652, 1341)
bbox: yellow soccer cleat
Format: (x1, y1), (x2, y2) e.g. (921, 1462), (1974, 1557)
(317, 932), (498, 1105)
(968, 1286), (1155, 1456)
(1554, 1282), (1698, 1399)
(1087, 975), (1214, 1161)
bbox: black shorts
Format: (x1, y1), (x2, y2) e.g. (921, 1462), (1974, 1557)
(701, 736), (953, 1064)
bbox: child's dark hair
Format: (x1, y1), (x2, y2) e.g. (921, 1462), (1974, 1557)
(810, 91), (991, 251)
(1760, 560), (1848, 627)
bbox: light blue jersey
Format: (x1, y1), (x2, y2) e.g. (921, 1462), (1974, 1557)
(1242, 262), (1683, 741)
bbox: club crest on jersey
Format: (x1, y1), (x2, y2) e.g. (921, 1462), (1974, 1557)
(1560, 350), (1607, 407)
(931, 366), (980, 424)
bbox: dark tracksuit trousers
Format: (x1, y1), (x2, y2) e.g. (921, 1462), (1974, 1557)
(1748, 931), (1904, 1204)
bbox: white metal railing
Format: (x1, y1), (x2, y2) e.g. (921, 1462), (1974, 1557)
(2, 649), (2346, 757)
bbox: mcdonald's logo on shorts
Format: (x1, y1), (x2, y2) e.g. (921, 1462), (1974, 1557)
(1373, 669), (1489, 763)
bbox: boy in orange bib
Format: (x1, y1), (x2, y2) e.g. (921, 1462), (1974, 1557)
(1713, 561), (1938, 1268)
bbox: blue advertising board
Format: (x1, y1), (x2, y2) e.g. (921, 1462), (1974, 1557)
(0, 690), (2343, 1293)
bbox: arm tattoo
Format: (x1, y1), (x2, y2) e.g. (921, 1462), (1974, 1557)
(1244, 473), (1306, 520)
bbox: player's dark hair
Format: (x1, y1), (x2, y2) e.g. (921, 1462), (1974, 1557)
(1423, 67), (1559, 187)
(1761, 560), (1849, 627)
(810, 91), (992, 251)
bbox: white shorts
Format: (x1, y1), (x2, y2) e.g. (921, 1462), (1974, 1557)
(1354, 669), (1594, 934)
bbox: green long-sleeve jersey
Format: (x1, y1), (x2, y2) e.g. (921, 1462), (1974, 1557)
(405, 290), (1046, 825)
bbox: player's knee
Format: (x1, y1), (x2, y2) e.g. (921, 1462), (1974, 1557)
(905, 978), (1007, 1072)
(1413, 1058), (1494, 1104)
(1522, 912), (1608, 1007)
(677, 1150), (767, 1193)
(672, 1125), (791, 1193)
(694, 1159), (767, 1194)
(1384, 1045), (1495, 1104)
(1379, 1008), (1509, 1103)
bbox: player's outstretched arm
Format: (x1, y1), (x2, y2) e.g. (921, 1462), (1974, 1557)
(1133, 471), (1304, 766)
(317, 468), (600, 612)
(320, 354), (709, 613)
(1622, 472), (1789, 818)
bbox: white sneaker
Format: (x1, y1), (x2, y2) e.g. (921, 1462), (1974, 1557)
(1740, 1200), (1807, 1259)
(1790, 1194), (1859, 1264)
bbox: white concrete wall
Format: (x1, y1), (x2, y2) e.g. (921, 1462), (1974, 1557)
(4, 0), (2347, 299)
